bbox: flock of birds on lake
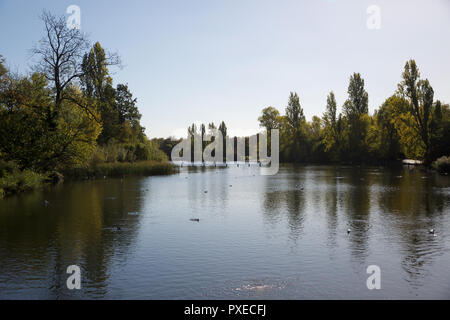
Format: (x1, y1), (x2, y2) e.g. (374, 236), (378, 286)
(43, 194), (439, 237)
(42, 174), (440, 238)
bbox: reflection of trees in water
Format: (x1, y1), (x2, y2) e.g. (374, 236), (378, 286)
(376, 167), (448, 288)
(0, 178), (145, 298)
(261, 165), (305, 242)
(284, 190), (306, 241)
(258, 165), (450, 290)
(341, 167), (372, 262)
(377, 167), (442, 215)
(261, 188), (283, 223)
(399, 233), (443, 289)
(321, 167), (339, 248)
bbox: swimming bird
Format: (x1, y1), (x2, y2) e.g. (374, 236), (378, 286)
(190, 218), (200, 222)
(204, 190), (208, 193)
(44, 200), (50, 207)
(115, 226), (121, 231)
(347, 228), (351, 234)
(429, 229), (435, 234)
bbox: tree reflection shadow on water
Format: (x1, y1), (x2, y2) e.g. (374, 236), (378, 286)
(0, 177), (146, 299)
(1, 165), (449, 299)
(260, 165), (450, 295)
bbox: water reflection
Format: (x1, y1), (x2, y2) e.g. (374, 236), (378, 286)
(260, 165), (450, 297)
(185, 167), (230, 216)
(261, 166), (306, 242)
(0, 178), (146, 299)
(374, 167), (449, 289)
(0, 165), (449, 299)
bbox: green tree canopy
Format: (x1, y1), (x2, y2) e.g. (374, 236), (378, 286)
(258, 106), (280, 131)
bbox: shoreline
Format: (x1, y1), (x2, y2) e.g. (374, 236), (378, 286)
(2, 159), (448, 200)
(0, 161), (177, 199)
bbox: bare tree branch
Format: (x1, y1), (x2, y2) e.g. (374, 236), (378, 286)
(31, 10), (90, 121)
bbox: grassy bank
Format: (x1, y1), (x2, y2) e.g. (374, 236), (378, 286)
(62, 161), (177, 179)
(0, 161), (47, 198)
(0, 160), (177, 199)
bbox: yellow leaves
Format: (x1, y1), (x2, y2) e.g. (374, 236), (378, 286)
(391, 111), (424, 158)
(56, 96), (102, 166)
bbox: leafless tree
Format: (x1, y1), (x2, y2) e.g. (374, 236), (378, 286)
(31, 11), (121, 128)
(31, 11), (90, 126)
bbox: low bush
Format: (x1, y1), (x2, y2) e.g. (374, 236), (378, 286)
(95, 140), (168, 164)
(433, 156), (450, 175)
(0, 162), (46, 196)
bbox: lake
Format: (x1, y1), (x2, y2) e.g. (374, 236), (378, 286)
(0, 165), (449, 299)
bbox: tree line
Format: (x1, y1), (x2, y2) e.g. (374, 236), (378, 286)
(0, 11), (167, 177)
(2, 11), (447, 179)
(259, 61), (449, 165)
(156, 59), (448, 166)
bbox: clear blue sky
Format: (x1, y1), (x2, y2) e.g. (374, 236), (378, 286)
(1, 0), (450, 138)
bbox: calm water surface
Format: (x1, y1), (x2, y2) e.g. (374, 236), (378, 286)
(1, 165), (449, 299)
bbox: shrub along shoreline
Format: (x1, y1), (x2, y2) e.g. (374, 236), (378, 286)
(2, 158), (449, 200)
(0, 160), (177, 199)
(1, 14), (178, 200)
(0, 160), (46, 199)
(432, 156), (450, 175)
(62, 160), (177, 179)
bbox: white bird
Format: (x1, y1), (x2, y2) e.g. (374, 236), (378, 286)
(429, 229), (435, 234)
(347, 228), (351, 234)
(44, 200), (50, 207)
